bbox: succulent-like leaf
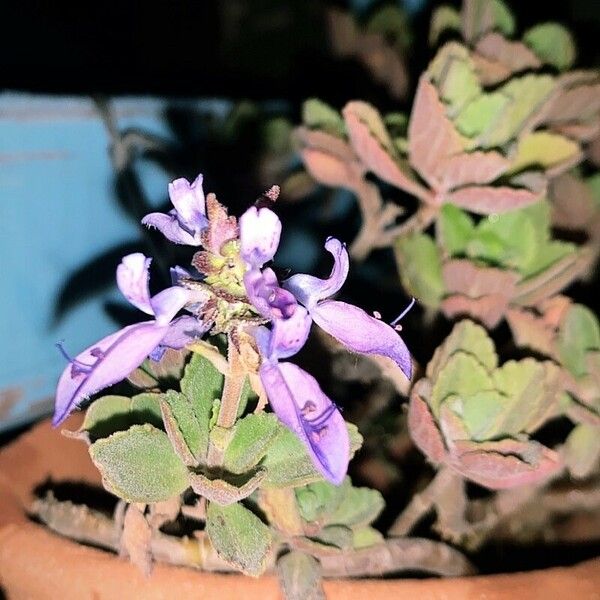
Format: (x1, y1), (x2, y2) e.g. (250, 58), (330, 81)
(205, 501), (273, 576)
(429, 6), (461, 47)
(160, 390), (205, 463)
(427, 319), (497, 378)
(509, 131), (580, 174)
(451, 438), (561, 489)
(461, 0), (515, 44)
(558, 305), (600, 378)
(352, 527), (385, 549)
(296, 479), (349, 523)
(408, 381), (447, 463)
(90, 424), (189, 502)
(189, 468), (267, 505)
(329, 484), (385, 528)
(523, 23), (576, 71)
(474, 32), (541, 75)
(563, 423), (600, 478)
(394, 233), (444, 309)
(302, 99), (345, 138)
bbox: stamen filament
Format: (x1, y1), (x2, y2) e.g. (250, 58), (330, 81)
(390, 297), (416, 327)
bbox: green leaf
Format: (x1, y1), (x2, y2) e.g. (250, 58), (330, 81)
(162, 390), (205, 461)
(205, 502), (272, 576)
(312, 525), (354, 550)
(429, 44), (481, 116)
(429, 6), (461, 46)
(455, 93), (509, 139)
(558, 305), (600, 378)
(296, 479), (348, 523)
(302, 99), (345, 138)
(394, 233), (444, 309)
(329, 485), (385, 528)
(439, 204), (475, 255)
(352, 526), (384, 549)
(262, 424), (362, 488)
(460, 390), (506, 441)
(427, 320), (498, 378)
(462, 0), (515, 42)
(82, 393), (163, 439)
(223, 413), (282, 474)
(586, 173), (600, 209)
(236, 377), (257, 418)
(180, 352), (224, 452)
(509, 131), (580, 173)
(523, 23), (576, 71)
(564, 423), (600, 478)
(89, 424), (189, 503)
(277, 552), (325, 600)
(430, 352), (495, 416)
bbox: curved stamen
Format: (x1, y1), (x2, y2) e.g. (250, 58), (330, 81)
(56, 341), (101, 377)
(390, 297), (416, 328)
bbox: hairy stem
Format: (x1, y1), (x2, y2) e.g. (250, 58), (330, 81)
(33, 494), (474, 578)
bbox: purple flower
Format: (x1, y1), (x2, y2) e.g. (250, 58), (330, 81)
(257, 309), (349, 484)
(284, 238), (412, 379)
(142, 174), (208, 245)
(239, 205), (298, 320)
(53, 253), (207, 426)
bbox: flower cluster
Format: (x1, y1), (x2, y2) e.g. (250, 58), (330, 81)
(54, 175), (412, 484)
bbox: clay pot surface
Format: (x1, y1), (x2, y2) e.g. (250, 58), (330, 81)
(0, 417), (599, 599)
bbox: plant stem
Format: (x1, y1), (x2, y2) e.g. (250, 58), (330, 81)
(206, 332), (245, 467)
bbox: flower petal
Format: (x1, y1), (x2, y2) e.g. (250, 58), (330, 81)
(116, 253), (154, 315)
(239, 206), (281, 268)
(260, 361), (349, 484)
(168, 174), (207, 228)
(244, 268), (297, 320)
(266, 306), (312, 360)
(53, 322), (169, 426)
(159, 315), (211, 350)
(150, 286), (191, 326)
(312, 300), (412, 379)
(142, 211), (199, 245)
(283, 237), (349, 308)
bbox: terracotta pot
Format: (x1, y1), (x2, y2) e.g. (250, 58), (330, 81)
(0, 418), (598, 599)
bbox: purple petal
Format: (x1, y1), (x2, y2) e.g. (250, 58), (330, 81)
(116, 253), (154, 315)
(239, 206), (281, 268)
(53, 322), (169, 426)
(283, 237), (349, 308)
(244, 268), (297, 320)
(312, 300), (412, 379)
(168, 174), (207, 229)
(265, 306), (312, 360)
(150, 286), (191, 325)
(142, 211), (199, 245)
(159, 315), (212, 350)
(170, 265), (191, 285)
(260, 362), (349, 484)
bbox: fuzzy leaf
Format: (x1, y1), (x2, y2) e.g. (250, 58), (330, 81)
(223, 413), (282, 474)
(408, 381), (447, 463)
(475, 32), (541, 75)
(509, 131), (580, 173)
(394, 233), (444, 309)
(161, 390), (206, 462)
(408, 77), (465, 188)
(81, 393), (162, 439)
(302, 99), (345, 137)
(329, 485), (385, 528)
(301, 148), (356, 188)
(430, 352), (495, 416)
(343, 101), (423, 193)
(352, 527), (385, 549)
(459, 390), (506, 441)
(206, 501), (272, 576)
(190, 468), (267, 505)
(277, 552), (325, 600)
(89, 424), (189, 502)
(452, 438), (561, 489)
(523, 23), (576, 71)
(262, 424), (362, 488)
(447, 185), (540, 214)
(440, 293), (510, 329)
(427, 320), (497, 378)
(442, 260), (519, 301)
(296, 479), (349, 523)
(558, 305), (600, 378)
(429, 43), (481, 116)
(180, 352), (224, 457)
(439, 204), (475, 254)
(563, 423), (600, 478)
(313, 525), (354, 550)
